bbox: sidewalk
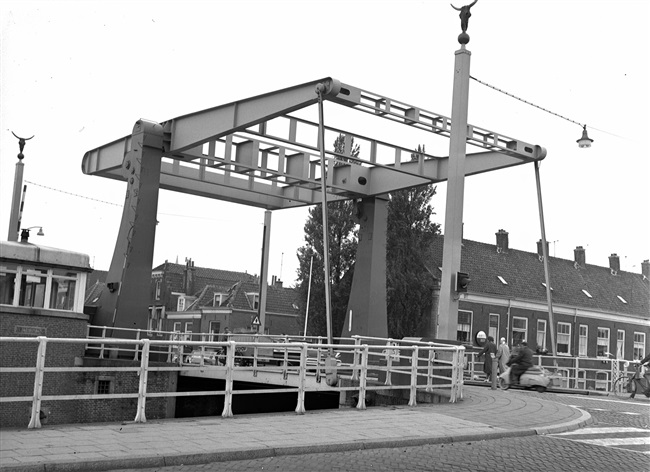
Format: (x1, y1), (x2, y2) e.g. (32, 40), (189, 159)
(0, 386), (592, 472)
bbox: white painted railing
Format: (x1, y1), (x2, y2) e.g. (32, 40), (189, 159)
(0, 333), (466, 429)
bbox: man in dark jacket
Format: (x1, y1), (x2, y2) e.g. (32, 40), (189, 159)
(477, 335), (498, 382)
(506, 341), (533, 388)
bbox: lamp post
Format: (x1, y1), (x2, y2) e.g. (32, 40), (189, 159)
(7, 132), (34, 242)
(20, 226), (45, 243)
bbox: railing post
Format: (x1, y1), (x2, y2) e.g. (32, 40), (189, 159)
(99, 326), (107, 359)
(384, 339), (393, 386)
(222, 341), (235, 417)
(408, 346), (418, 407)
(352, 336), (361, 381)
(27, 336), (47, 429)
(426, 345), (434, 393)
(295, 344), (307, 414)
(134, 339), (150, 423)
(133, 329), (141, 361)
(356, 345), (368, 410)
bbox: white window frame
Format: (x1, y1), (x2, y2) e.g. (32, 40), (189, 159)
(536, 319), (547, 352)
(578, 325), (588, 357)
(184, 321), (193, 341)
(488, 313), (499, 342)
(155, 279), (161, 300)
(616, 330), (625, 359)
(213, 293), (226, 306)
(246, 292), (260, 310)
(576, 370), (586, 390)
(457, 310), (472, 344)
(0, 263), (84, 312)
(633, 332), (646, 361)
(556, 322), (571, 355)
(177, 296), (185, 312)
(512, 317), (528, 346)
(597, 327), (610, 358)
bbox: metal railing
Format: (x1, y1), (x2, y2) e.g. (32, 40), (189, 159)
(0, 332), (465, 429)
(464, 350), (635, 393)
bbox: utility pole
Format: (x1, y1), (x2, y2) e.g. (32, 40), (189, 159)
(7, 132), (34, 242)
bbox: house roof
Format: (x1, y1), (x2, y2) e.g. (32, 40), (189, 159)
(428, 235), (649, 319)
(155, 262), (300, 315)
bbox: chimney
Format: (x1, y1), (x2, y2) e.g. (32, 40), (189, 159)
(183, 258), (195, 294)
(608, 254), (620, 274)
(642, 260), (650, 279)
(495, 229), (509, 253)
(537, 239), (549, 259)
(574, 246), (586, 268)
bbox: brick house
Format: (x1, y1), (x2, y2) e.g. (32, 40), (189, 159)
(429, 230), (649, 389)
(149, 259), (301, 339)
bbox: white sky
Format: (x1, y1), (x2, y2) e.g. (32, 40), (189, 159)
(1, 0), (649, 286)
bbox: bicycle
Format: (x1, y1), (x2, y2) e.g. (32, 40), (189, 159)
(611, 362), (650, 399)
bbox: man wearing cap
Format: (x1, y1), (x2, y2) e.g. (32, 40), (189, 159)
(505, 341), (533, 389)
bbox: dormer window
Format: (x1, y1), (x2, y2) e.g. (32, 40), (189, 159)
(617, 295), (627, 304)
(246, 292), (260, 310)
(177, 296), (185, 311)
(582, 289), (592, 298)
(213, 293), (226, 306)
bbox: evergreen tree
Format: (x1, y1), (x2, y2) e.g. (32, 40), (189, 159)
(295, 135), (359, 337)
(386, 145), (441, 339)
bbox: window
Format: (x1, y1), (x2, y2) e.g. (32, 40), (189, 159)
(616, 330), (625, 359)
(536, 319), (547, 352)
(209, 321), (221, 342)
(557, 322), (571, 355)
(0, 264), (17, 305)
(0, 263), (82, 311)
(578, 325), (588, 357)
(633, 332), (646, 361)
(457, 310), (472, 343)
(488, 314), (499, 341)
(173, 322), (181, 332)
(155, 279), (161, 300)
(19, 268), (48, 308)
(148, 306), (164, 333)
(50, 269), (77, 311)
(247, 292), (260, 310)
(597, 328), (610, 357)
(184, 322), (193, 341)
(213, 293), (226, 306)
(512, 317), (527, 346)
(177, 296), (185, 311)
(95, 377), (114, 395)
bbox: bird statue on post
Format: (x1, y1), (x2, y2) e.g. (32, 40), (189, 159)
(451, 0), (478, 45)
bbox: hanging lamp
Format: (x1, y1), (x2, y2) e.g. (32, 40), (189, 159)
(577, 125), (593, 148)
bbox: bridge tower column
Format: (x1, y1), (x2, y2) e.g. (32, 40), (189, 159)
(93, 120), (164, 337)
(340, 196), (388, 339)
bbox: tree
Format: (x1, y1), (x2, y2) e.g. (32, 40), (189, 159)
(295, 135), (360, 337)
(386, 145), (441, 339)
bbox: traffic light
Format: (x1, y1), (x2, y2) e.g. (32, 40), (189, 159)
(456, 272), (471, 292)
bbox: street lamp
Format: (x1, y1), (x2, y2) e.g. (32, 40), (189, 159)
(577, 125), (594, 148)
(20, 226), (45, 243)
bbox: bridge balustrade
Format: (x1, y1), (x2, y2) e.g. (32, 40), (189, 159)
(0, 333), (465, 429)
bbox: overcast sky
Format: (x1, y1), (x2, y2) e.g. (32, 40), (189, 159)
(1, 0), (648, 286)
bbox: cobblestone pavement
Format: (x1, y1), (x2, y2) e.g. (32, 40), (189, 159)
(110, 435), (632, 472)
(107, 392), (649, 472)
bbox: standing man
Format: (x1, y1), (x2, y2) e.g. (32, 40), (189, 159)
(496, 337), (510, 375)
(477, 335), (498, 382)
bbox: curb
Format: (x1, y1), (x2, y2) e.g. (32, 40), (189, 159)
(0, 429), (544, 472)
(534, 408), (593, 435)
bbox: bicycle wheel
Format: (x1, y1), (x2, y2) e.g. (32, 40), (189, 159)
(611, 376), (629, 397)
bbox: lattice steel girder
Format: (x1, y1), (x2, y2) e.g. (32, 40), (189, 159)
(82, 77), (546, 208)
